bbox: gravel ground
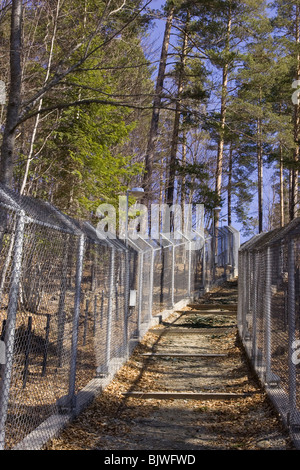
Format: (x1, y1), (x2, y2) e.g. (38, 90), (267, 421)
(46, 280), (295, 451)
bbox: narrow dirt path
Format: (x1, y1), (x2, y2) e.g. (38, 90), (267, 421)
(46, 279), (294, 451)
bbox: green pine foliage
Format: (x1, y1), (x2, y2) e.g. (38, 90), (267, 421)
(1, 0), (300, 231)
(11, 0), (153, 216)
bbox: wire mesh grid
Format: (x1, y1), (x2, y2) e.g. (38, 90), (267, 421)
(152, 242), (164, 314)
(190, 238), (204, 298)
(0, 184), (239, 450)
(238, 218), (300, 439)
(173, 235), (189, 305)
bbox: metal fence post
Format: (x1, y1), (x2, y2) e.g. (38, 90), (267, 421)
(202, 238), (206, 291)
(265, 246), (272, 384)
(0, 210), (25, 450)
(68, 234), (85, 413)
(149, 248), (154, 321)
(143, 243), (154, 323)
(141, 239), (155, 323)
(188, 238), (192, 298)
(137, 251), (143, 338)
(245, 251), (249, 318)
(241, 252), (248, 339)
(57, 237), (68, 368)
(105, 246), (115, 373)
(252, 251), (258, 363)
(179, 231), (192, 299)
(223, 231), (227, 278)
(100, 290), (104, 328)
(288, 238), (298, 428)
(171, 241), (175, 307)
(123, 248), (129, 357)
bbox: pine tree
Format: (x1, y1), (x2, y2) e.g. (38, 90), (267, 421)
(0, 0), (154, 216)
(272, 0), (300, 221)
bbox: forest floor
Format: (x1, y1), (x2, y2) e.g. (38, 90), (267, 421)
(46, 279), (295, 451)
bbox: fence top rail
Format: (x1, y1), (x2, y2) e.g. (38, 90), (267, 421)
(205, 225), (235, 240)
(239, 218), (300, 253)
(226, 225), (240, 234)
(139, 237), (161, 251)
(0, 184), (232, 256)
(0, 185), (127, 249)
(0, 200), (77, 236)
(266, 217), (300, 246)
(0, 184), (83, 236)
(240, 232), (266, 251)
(240, 227), (289, 253)
(74, 220), (125, 250)
(127, 236), (151, 253)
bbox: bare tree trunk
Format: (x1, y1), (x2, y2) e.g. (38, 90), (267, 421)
(215, 62), (229, 200)
(166, 13), (189, 227)
(279, 102), (285, 228)
(227, 143), (233, 226)
(20, 0), (61, 195)
(0, 0), (23, 187)
(143, 6), (174, 198)
(290, 4), (300, 221)
(290, 104), (300, 221)
(279, 144), (284, 227)
(188, 176), (194, 205)
(215, 3), (232, 237)
(159, 159), (164, 232)
(257, 114), (263, 233)
(181, 130), (187, 231)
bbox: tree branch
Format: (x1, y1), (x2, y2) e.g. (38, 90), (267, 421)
(19, 0), (152, 120)
(15, 97), (176, 130)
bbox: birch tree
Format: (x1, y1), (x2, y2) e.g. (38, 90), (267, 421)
(142, 3), (174, 199)
(0, 0), (153, 190)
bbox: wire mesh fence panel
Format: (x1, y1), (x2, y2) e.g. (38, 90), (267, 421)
(103, 244), (127, 374)
(216, 228), (227, 282)
(203, 226), (240, 289)
(152, 246), (163, 314)
(191, 243), (204, 298)
(161, 240), (174, 310)
(173, 240), (189, 304)
(0, 208), (80, 449)
(140, 249), (152, 325)
(128, 247), (139, 341)
(0, 183), (240, 449)
(128, 237), (153, 330)
(0, 206), (20, 350)
(0, 207), (25, 449)
(238, 218), (300, 440)
(293, 237), (300, 428)
(204, 237), (213, 288)
(75, 238), (111, 395)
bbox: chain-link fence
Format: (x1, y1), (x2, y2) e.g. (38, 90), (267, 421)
(0, 185), (239, 450)
(203, 225), (240, 291)
(238, 218), (300, 445)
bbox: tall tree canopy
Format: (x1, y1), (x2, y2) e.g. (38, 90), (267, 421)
(0, 0), (299, 234)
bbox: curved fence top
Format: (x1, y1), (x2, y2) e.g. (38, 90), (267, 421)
(239, 217), (300, 253)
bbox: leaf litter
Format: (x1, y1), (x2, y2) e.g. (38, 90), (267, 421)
(46, 280), (294, 451)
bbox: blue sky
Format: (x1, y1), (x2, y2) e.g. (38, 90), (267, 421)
(144, 0), (276, 244)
